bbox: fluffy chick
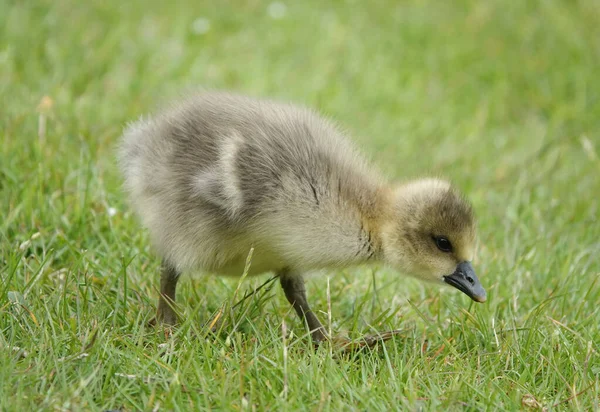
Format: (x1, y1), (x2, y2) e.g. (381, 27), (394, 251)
(119, 92), (486, 343)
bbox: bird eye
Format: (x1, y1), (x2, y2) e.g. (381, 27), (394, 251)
(433, 236), (453, 253)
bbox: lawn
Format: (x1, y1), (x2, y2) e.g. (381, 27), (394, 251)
(1, 0), (599, 410)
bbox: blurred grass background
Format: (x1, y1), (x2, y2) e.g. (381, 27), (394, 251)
(1, 0), (599, 410)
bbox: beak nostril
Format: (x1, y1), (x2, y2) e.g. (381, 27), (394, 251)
(466, 276), (474, 284)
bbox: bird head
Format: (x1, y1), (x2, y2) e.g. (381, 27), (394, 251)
(380, 178), (486, 302)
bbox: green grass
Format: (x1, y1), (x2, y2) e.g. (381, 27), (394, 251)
(2, 0), (599, 409)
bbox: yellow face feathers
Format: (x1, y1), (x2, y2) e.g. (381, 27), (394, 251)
(380, 178), (477, 284)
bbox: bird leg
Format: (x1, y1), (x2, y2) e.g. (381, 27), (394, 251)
(153, 259), (180, 326)
(279, 270), (404, 352)
(279, 271), (328, 344)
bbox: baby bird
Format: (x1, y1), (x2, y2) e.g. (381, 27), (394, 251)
(119, 92), (486, 344)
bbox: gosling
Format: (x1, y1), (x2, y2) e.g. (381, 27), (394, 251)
(118, 91), (486, 344)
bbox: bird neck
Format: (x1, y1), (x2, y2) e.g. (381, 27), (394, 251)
(345, 185), (395, 266)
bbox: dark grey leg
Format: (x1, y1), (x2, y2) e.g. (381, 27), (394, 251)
(155, 259), (180, 325)
(279, 270), (328, 343)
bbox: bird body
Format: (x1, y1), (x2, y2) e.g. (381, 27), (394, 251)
(121, 93), (387, 275)
(119, 92), (486, 342)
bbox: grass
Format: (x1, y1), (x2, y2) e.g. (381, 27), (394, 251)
(1, 0), (599, 409)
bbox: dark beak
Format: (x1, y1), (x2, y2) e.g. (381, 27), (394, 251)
(443, 261), (487, 303)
